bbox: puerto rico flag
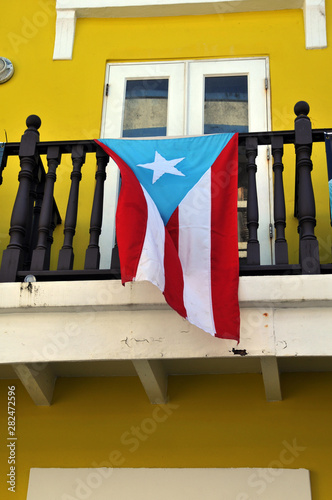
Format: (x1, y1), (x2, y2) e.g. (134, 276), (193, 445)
(96, 134), (240, 341)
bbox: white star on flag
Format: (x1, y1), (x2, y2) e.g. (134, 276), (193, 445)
(137, 151), (185, 183)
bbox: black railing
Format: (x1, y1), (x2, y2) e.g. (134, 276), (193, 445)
(0, 101), (331, 283)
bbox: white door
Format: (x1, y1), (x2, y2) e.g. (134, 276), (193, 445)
(99, 58), (271, 268)
(100, 62), (185, 267)
(187, 58), (271, 263)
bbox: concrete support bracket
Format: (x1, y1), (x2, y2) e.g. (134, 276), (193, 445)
(260, 357), (282, 402)
(132, 359), (168, 404)
(12, 363), (56, 406)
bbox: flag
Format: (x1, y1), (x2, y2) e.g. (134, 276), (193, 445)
(96, 134), (240, 341)
(325, 132), (332, 224)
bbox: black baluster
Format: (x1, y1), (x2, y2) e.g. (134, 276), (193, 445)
(294, 101), (320, 274)
(0, 144), (7, 186)
(31, 146), (61, 270)
(272, 136), (288, 264)
(245, 136), (260, 265)
(0, 115), (41, 282)
(25, 167), (44, 270)
(84, 146), (109, 269)
(46, 203), (61, 270)
(57, 145), (86, 270)
(111, 243), (120, 272)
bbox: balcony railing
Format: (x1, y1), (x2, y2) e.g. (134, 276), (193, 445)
(1, 101), (332, 283)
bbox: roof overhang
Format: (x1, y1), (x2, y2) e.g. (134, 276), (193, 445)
(53, 0), (327, 60)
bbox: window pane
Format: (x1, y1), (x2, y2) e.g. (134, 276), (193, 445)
(204, 76), (249, 260)
(204, 75), (248, 134)
(122, 79), (168, 137)
(238, 146), (249, 261)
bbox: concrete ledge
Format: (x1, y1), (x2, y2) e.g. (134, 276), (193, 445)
(0, 275), (331, 364)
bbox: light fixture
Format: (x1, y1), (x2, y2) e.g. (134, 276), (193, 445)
(0, 57), (14, 84)
(24, 275), (37, 283)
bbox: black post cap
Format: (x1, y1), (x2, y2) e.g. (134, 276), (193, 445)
(26, 115), (41, 130)
(294, 101), (310, 117)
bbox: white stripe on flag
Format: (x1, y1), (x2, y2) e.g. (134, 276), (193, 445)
(178, 169), (215, 335)
(136, 185), (166, 292)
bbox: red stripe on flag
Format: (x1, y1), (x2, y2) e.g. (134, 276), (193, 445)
(166, 207), (179, 252)
(210, 134), (240, 341)
(95, 140), (147, 284)
(164, 208), (187, 319)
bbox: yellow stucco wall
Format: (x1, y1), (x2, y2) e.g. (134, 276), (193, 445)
(0, 373), (331, 499)
(1, 1), (332, 267)
(1, 6), (331, 500)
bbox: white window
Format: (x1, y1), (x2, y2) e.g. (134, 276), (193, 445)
(99, 58), (272, 267)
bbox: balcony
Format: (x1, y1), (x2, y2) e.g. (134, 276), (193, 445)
(1, 101), (332, 406)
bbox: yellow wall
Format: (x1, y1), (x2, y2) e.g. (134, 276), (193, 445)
(1, 7), (332, 500)
(1, 1), (332, 266)
(0, 373), (331, 499)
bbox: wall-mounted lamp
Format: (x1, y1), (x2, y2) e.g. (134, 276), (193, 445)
(0, 57), (14, 84)
(24, 275), (37, 283)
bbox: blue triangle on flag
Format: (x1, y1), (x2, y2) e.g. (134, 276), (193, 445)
(100, 134), (234, 225)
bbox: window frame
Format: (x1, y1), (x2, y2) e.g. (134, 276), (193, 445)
(98, 57), (273, 268)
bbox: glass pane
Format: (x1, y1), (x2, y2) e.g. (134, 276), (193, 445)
(238, 145), (249, 261)
(204, 75), (248, 134)
(204, 76), (249, 260)
(122, 79), (168, 137)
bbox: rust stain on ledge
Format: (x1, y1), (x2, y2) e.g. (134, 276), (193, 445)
(20, 282), (38, 295)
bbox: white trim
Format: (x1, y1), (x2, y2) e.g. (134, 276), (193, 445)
(53, 0), (327, 60)
(27, 468), (312, 500)
(303, 0), (327, 49)
(53, 9), (77, 60)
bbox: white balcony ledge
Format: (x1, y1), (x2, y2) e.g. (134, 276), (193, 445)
(1, 274), (332, 404)
(53, 0), (327, 59)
